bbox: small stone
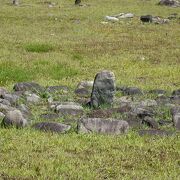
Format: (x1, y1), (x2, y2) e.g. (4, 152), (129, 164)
(158, 0), (180, 7)
(75, 81), (93, 97)
(105, 16), (119, 22)
(46, 86), (69, 94)
(32, 122), (71, 133)
(78, 118), (129, 135)
(122, 87), (143, 96)
(140, 99), (157, 107)
(2, 110), (27, 128)
(2, 93), (20, 105)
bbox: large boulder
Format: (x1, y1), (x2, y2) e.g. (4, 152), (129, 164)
(13, 82), (44, 93)
(91, 71), (116, 108)
(2, 110), (27, 128)
(32, 122), (71, 133)
(78, 118), (129, 135)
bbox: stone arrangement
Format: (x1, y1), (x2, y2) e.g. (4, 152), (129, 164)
(0, 71), (179, 136)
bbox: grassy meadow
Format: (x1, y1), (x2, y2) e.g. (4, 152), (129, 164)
(0, 0), (180, 179)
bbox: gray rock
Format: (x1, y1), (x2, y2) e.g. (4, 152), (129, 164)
(171, 106), (180, 115)
(125, 113), (142, 128)
(2, 110), (27, 128)
(2, 93), (20, 105)
(0, 103), (15, 113)
(158, 0), (180, 7)
(140, 99), (157, 107)
(26, 93), (41, 104)
(156, 95), (170, 105)
(13, 82), (44, 93)
(122, 87), (143, 96)
(75, 0), (81, 5)
(0, 98), (11, 106)
(158, 119), (172, 126)
(0, 87), (8, 97)
(46, 86), (69, 94)
(91, 70), (116, 108)
(0, 112), (5, 119)
(75, 81), (93, 97)
(152, 17), (170, 24)
(55, 103), (84, 116)
(172, 113), (180, 130)
(40, 113), (60, 120)
(32, 122), (71, 133)
(138, 129), (174, 136)
(17, 104), (31, 119)
(148, 89), (167, 95)
(170, 95), (180, 105)
(105, 16), (119, 22)
(113, 13), (134, 19)
(13, 0), (19, 6)
(133, 107), (154, 118)
(78, 118), (129, 135)
(142, 116), (159, 129)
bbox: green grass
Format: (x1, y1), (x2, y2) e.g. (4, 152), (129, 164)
(0, 0), (180, 179)
(25, 43), (53, 53)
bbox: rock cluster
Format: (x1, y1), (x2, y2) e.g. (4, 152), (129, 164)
(0, 71), (179, 137)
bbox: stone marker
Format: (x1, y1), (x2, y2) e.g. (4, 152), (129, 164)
(78, 118), (129, 135)
(91, 70), (116, 108)
(2, 110), (27, 128)
(32, 122), (71, 133)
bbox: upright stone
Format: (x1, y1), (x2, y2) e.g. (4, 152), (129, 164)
(91, 70), (115, 108)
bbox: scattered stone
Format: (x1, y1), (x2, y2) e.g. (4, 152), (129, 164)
(170, 95), (180, 105)
(172, 113), (180, 130)
(46, 86), (69, 94)
(17, 104), (31, 119)
(0, 112), (5, 119)
(113, 13), (134, 19)
(152, 16), (170, 24)
(168, 13), (178, 19)
(0, 103), (15, 114)
(32, 122), (71, 133)
(40, 113), (60, 120)
(105, 16), (119, 22)
(26, 93), (41, 104)
(0, 87), (8, 97)
(2, 110), (27, 128)
(121, 87), (143, 96)
(158, 119), (172, 126)
(133, 107), (154, 118)
(1, 93), (20, 105)
(125, 113), (142, 128)
(75, 81), (93, 97)
(0, 98), (11, 106)
(140, 15), (153, 23)
(13, 82), (44, 93)
(12, 0), (19, 6)
(142, 116), (159, 129)
(138, 129), (174, 136)
(78, 118), (129, 135)
(171, 106), (180, 115)
(55, 102), (84, 116)
(91, 70), (116, 108)
(140, 99), (158, 107)
(172, 89), (180, 96)
(148, 89), (167, 95)
(75, 0), (81, 5)
(158, 0), (180, 7)
(156, 94), (170, 105)
(88, 105), (131, 118)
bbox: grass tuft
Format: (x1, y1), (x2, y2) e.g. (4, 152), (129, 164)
(25, 43), (53, 53)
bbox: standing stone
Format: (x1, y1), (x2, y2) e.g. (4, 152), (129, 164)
(78, 118), (129, 135)
(91, 70), (116, 108)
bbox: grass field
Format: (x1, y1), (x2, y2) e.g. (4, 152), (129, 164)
(0, 0), (180, 179)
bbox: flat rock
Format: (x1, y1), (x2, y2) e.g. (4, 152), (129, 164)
(32, 122), (71, 133)
(158, 0), (180, 7)
(13, 82), (44, 93)
(55, 103), (84, 116)
(138, 129), (174, 136)
(0, 87), (8, 97)
(26, 93), (41, 104)
(78, 118), (129, 135)
(91, 70), (116, 108)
